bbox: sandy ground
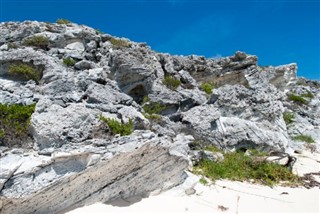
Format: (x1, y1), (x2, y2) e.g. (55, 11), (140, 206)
(67, 151), (320, 214)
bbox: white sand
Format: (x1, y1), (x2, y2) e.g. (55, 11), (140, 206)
(67, 151), (320, 214)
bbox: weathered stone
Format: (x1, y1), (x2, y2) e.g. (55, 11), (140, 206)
(0, 20), (319, 214)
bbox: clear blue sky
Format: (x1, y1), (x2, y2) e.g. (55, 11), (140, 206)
(1, 0), (319, 80)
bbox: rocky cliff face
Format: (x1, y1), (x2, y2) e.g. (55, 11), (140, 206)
(0, 21), (319, 213)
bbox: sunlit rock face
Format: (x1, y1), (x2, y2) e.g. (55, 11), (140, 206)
(0, 21), (319, 214)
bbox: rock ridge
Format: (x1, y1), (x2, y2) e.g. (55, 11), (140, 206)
(0, 20), (319, 213)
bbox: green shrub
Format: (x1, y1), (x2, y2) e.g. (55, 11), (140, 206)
(283, 112), (295, 125)
(143, 102), (166, 115)
(287, 93), (308, 105)
(194, 150), (299, 186)
(200, 82), (213, 94)
(7, 42), (19, 49)
(142, 95), (150, 104)
(199, 177), (208, 185)
(23, 35), (49, 50)
(143, 113), (161, 122)
(0, 129), (5, 138)
(163, 75), (181, 90)
(63, 58), (76, 67)
(110, 38), (131, 48)
(9, 63), (41, 83)
(301, 91), (314, 99)
(99, 115), (133, 136)
(292, 135), (315, 144)
(0, 103), (36, 146)
(56, 19), (71, 24)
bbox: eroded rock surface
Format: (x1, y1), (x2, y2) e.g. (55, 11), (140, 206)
(0, 21), (319, 214)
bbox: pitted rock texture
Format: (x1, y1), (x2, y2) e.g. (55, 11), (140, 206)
(0, 21), (319, 213)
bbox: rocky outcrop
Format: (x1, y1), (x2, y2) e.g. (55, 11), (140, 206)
(0, 131), (190, 214)
(0, 21), (319, 213)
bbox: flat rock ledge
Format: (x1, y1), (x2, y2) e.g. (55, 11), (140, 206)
(0, 131), (190, 214)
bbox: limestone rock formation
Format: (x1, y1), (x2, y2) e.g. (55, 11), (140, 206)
(0, 21), (319, 213)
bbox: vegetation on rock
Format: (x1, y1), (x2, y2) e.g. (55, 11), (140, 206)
(301, 91), (314, 99)
(110, 38), (131, 48)
(63, 58), (76, 67)
(99, 115), (133, 136)
(292, 135), (315, 144)
(9, 63), (41, 83)
(141, 96), (166, 122)
(143, 101), (167, 115)
(56, 19), (71, 24)
(194, 146), (299, 186)
(163, 75), (181, 90)
(0, 103), (36, 147)
(23, 35), (49, 50)
(283, 111), (295, 125)
(200, 82), (214, 94)
(287, 93), (308, 105)
(7, 42), (19, 49)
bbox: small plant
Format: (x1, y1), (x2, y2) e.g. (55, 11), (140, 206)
(63, 58), (76, 67)
(23, 35), (49, 50)
(143, 102), (166, 115)
(200, 82), (214, 94)
(287, 93), (308, 105)
(0, 129), (5, 138)
(199, 177), (208, 185)
(142, 95), (150, 104)
(283, 112), (295, 125)
(301, 91), (314, 99)
(143, 113), (161, 122)
(163, 75), (181, 90)
(110, 38), (131, 48)
(7, 42), (19, 49)
(292, 135), (315, 144)
(56, 19), (71, 24)
(194, 149), (299, 186)
(204, 145), (222, 153)
(9, 63), (41, 83)
(99, 115), (133, 136)
(0, 103), (36, 146)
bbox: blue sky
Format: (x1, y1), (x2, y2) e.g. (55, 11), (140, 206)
(1, 0), (319, 80)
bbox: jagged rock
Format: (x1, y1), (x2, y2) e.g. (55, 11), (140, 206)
(201, 150), (224, 162)
(74, 60), (96, 70)
(0, 21), (319, 213)
(31, 101), (99, 149)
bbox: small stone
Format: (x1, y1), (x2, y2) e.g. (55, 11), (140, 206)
(185, 188), (196, 195)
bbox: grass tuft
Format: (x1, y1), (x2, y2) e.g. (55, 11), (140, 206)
(9, 63), (41, 83)
(110, 38), (131, 48)
(163, 75), (181, 90)
(200, 82), (214, 94)
(283, 111), (295, 125)
(287, 93), (308, 105)
(301, 91), (314, 99)
(0, 103), (36, 147)
(23, 35), (49, 50)
(56, 19), (71, 24)
(7, 42), (19, 49)
(292, 135), (315, 144)
(194, 150), (299, 186)
(63, 58), (76, 67)
(143, 102), (166, 115)
(99, 115), (133, 136)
